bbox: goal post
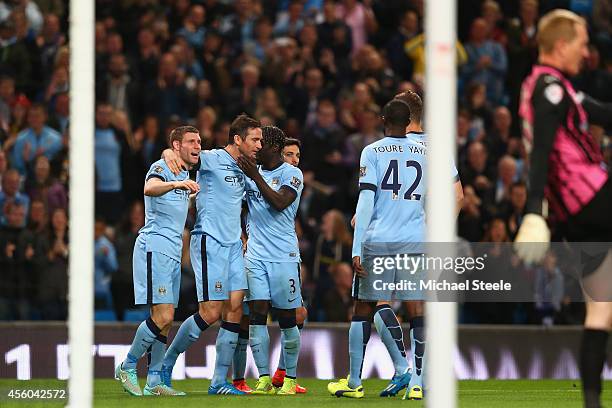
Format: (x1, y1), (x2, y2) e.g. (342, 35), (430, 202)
(425, 0), (458, 407)
(68, 0), (95, 406)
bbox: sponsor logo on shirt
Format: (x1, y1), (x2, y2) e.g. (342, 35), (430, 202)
(224, 174), (245, 186)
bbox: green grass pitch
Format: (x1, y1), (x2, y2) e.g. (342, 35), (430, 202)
(1, 379), (612, 407)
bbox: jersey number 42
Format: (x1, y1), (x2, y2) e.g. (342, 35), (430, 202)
(381, 159), (422, 201)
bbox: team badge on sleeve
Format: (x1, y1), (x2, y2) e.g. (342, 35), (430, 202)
(290, 176), (302, 189)
(544, 83), (563, 105)
(153, 165), (164, 174)
(360, 166), (367, 177)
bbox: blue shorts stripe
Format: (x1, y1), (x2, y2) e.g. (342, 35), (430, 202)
(146, 251), (153, 304)
(201, 235), (209, 301)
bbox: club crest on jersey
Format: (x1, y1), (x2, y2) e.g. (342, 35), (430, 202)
(158, 286), (167, 296)
(290, 176), (301, 188)
(360, 166), (367, 177)
(214, 281), (223, 293)
(154, 165), (164, 174)
(271, 177), (280, 187)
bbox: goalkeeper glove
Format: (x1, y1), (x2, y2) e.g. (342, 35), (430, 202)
(514, 213), (550, 264)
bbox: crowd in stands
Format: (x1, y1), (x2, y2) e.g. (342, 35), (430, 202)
(0, 0), (610, 324)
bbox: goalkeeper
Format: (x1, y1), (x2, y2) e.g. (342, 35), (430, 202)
(514, 9), (612, 408)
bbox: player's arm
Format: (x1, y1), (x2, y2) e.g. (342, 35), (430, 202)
(144, 177), (200, 197)
(237, 156), (297, 211)
(454, 179), (464, 218)
(515, 79), (568, 262)
(581, 93), (612, 128)
(352, 187), (375, 277)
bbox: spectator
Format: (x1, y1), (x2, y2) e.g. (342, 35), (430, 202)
(504, 181), (527, 240)
(343, 105), (382, 170)
(322, 262), (354, 321)
(26, 198), (46, 234)
(25, 155), (67, 216)
(0, 168), (30, 225)
(142, 53), (191, 126)
(36, 13), (65, 80)
(0, 150), (7, 188)
(505, 0), (539, 118)
(133, 115), (163, 168)
(534, 251), (564, 326)
(133, 28), (160, 85)
(225, 63), (262, 119)
(111, 201), (143, 321)
(317, 0), (352, 61)
(176, 4), (206, 50)
(459, 185), (484, 242)
(47, 91), (69, 134)
(0, 0), (43, 34)
(219, 0), (257, 52)
(274, 0), (306, 38)
(486, 105), (514, 162)
(386, 9), (420, 81)
(94, 217), (118, 310)
(301, 100), (348, 192)
(462, 17), (508, 105)
(254, 87), (286, 128)
(312, 209), (352, 294)
(0, 202), (38, 319)
(0, 75), (15, 133)
(11, 103), (62, 175)
(96, 53), (140, 125)
(39, 207), (68, 320)
(0, 19), (32, 96)
(94, 103), (125, 224)
(286, 66), (329, 127)
(460, 141), (495, 205)
(335, 0), (378, 55)
(494, 155), (518, 205)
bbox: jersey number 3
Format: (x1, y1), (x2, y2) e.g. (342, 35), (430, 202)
(381, 159), (422, 200)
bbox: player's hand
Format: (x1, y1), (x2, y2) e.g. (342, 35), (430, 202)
(174, 180), (200, 194)
(162, 149), (182, 175)
(236, 156), (259, 179)
(353, 256), (367, 278)
(513, 214), (550, 264)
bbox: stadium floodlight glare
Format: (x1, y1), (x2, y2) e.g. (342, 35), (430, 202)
(425, 0), (458, 407)
(68, 0), (95, 406)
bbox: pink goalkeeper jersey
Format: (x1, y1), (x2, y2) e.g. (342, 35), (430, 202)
(519, 65), (607, 221)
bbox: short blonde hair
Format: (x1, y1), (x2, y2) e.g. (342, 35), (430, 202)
(537, 9), (586, 54)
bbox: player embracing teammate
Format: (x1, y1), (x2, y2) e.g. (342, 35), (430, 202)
(328, 91), (462, 400)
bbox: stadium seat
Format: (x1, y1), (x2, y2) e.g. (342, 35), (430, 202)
(123, 308), (149, 322)
(94, 309), (117, 321)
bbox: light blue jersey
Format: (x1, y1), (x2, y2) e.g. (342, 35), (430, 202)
(244, 162), (303, 262)
(193, 149), (246, 244)
(358, 132), (458, 245)
(138, 159), (190, 262)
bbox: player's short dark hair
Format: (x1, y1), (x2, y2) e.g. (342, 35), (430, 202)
(510, 180), (527, 192)
(262, 125), (286, 152)
(168, 125), (199, 147)
(284, 138), (301, 149)
(382, 99), (411, 130)
(394, 90), (423, 124)
(29, 103), (47, 114)
(228, 114), (261, 145)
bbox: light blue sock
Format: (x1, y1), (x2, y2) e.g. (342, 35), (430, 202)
(280, 326), (300, 378)
(211, 321), (240, 387)
(348, 317), (371, 389)
(232, 329), (249, 380)
(163, 313), (209, 369)
(123, 318), (160, 370)
(278, 324), (302, 371)
(374, 305), (409, 376)
(147, 334), (167, 386)
(409, 317), (425, 388)
(249, 324), (270, 377)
